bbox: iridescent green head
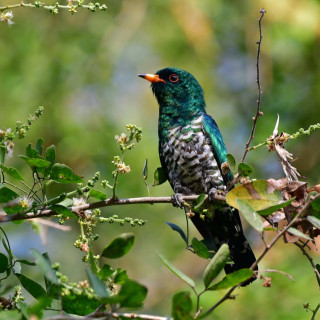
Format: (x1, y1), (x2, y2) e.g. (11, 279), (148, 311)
(138, 68), (206, 120)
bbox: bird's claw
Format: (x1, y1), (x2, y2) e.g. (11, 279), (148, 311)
(171, 193), (184, 208)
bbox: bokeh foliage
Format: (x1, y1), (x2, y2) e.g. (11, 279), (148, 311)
(0, 0), (320, 319)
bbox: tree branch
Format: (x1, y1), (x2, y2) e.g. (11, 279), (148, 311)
(0, 1), (107, 12)
(44, 311), (171, 320)
(293, 242), (320, 283)
(0, 194), (226, 223)
(241, 8), (266, 162)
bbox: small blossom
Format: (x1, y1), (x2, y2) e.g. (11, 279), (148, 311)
(72, 197), (87, 207)
(115, 133), (128, 145)
(117, 162), (131, 174)
(84, 210), (93, 218)
(4, 141), (14, 158)
(186, 211), (195, 218)
(80, 242), (89, 252)
(77, 280), (89, 289)
(18, 196), (33, 209)
(0, 11), (14, 26)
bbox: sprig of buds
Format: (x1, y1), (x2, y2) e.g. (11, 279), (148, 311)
(0, 1), (107, 20)
(0, 106), (44, 162)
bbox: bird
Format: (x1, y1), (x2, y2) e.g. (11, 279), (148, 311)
(138, 67), (257, 283)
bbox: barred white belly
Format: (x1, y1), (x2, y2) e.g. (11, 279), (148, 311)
(160, 116), (225, 194)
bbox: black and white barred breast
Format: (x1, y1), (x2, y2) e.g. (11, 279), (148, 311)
(160, 116), (226, 194)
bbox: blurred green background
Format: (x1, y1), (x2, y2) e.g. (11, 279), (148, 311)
(1, 0), (320, 319)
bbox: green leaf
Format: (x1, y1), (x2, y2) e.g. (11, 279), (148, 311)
(44, 145), (56, 177)
(236, 199), (264, 232)
(16, 273), (46, 300)
(101, 233), (135, 259)
(172, 291), (193, 320)
(0, 310), (20, 320)
(99, 264), (114, 281)
(307, 216), (320, 230)
(194, 194), (206, 210)
(30, 249), (58, 284)
(258, 198), (295, 216)
(0, 184), (21, 215)
(143, 159), (148, 180)
(287, 227), (312, 241)
(158, 252), (195, 288)
(166, 222), (188, 244)
(35, 138), (44, 156)
(0, 253), (9, 273)
(62, 294), (100, 316)
(114, 269), (128, 285)
(89, 189), (107, 201)
(2, 238), (13, 260)
(45, 145), (56, 164)
(226, 154), (237, 174)
(226, 180), (287, 214)
(203, 243), (229, 288)
(153, 167), (167, 186)
(58, 198), (73, 207)
(19, 156), (51, 168)
(117, 280), (147, 308)
(0, 165), (24, 181)
(26, 144), (39, 158)
(49, 204), (74, 217)
(86, 267), (109, 298)
(208, 269), (254, 290)
(0, 184), (19, 203)
(238, 162), (254, 177)
(192, 238), (211, 259)
(50, 163), (83, 184)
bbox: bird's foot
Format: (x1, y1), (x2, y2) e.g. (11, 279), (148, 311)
(171, 193), (184, 209)
(208, 187), (218, 203)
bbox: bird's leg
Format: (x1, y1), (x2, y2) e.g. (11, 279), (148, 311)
(171, 185), (192, 208)
(208, 187), (218, 203)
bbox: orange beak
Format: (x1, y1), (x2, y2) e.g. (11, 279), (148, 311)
(138, 73), (166, 84)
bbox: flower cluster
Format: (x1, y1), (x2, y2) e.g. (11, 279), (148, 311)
(0, 11), (14, 26)
(112, 156), (130, 177)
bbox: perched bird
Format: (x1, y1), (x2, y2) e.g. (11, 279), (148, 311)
(139, 68), (257, 282)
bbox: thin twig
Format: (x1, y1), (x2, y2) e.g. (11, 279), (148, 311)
(255, 269), (294, 282)
(294, 242), (320, 283)
(241, 8), (266, 162)
(311, 304), (320, 320)
(0, 193), (226, 223)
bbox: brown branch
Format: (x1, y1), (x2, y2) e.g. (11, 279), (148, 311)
(241, 8), (266, 162)
(44, 311), (171, 320)
(293, 242), (320, 283)
(0, 194), (226, 223)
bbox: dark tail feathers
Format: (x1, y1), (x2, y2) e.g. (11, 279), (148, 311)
(191, 208), (258, 286)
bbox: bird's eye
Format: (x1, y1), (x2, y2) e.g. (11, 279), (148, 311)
(169, 74), (179, 83)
